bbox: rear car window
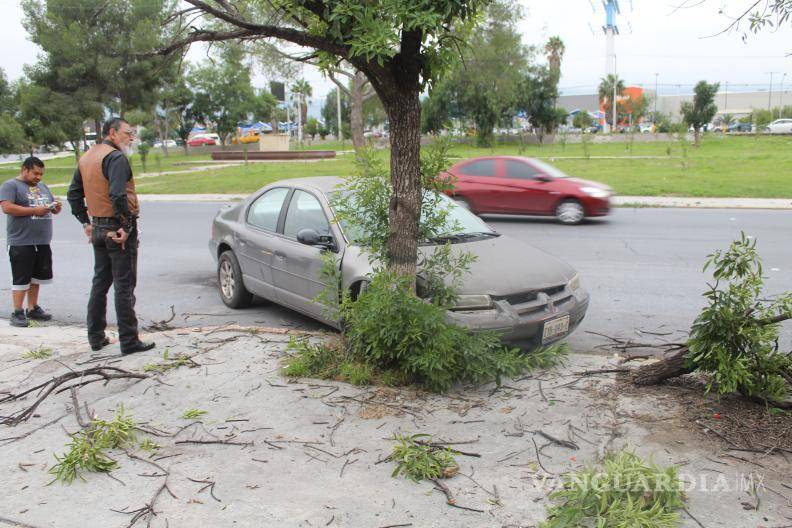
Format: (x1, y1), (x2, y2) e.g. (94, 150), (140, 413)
(246, 187), (289, 231)
(459, 159), (496, 177)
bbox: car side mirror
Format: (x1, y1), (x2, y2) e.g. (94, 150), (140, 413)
(535, 174), (551, 183)
(297, 228), (335, 251)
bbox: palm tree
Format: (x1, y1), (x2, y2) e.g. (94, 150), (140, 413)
(598, 74), (625, 127)
(719, 113), (735, 132)
(290, 79), (313, 127)
(544, 36), (565, 82)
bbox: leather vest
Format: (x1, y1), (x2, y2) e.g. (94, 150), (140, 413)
(77, 143), (139, 218)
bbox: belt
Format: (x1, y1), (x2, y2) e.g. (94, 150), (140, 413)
(92, 216), (138, 225)
(92, 217), (120, 225)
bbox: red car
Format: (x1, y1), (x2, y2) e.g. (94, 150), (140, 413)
(444, 156), (612, 224)
(187, 135), (217, 147)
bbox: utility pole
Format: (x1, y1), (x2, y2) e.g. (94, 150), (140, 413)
(336, 88), (343, 142)
(767, 72), (777, 110)
(297, 92), (303, 144)
(780, 73), (787, 108)
(654, 73), (658, 121)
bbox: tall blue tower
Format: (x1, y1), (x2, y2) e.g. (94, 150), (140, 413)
(603, 0), (619, 76)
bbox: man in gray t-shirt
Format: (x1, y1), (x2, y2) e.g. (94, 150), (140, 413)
(0, 156), (61, 327)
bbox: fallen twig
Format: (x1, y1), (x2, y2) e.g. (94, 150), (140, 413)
(533, 430), (579, 450)
(429, 478), (484, 513)
(0, 367), (148, 426)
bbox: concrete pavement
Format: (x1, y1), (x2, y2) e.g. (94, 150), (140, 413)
(1, 323), (790, 527)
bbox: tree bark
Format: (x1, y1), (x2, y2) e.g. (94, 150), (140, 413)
(630, 348), (691, 386)
(383, 90), (422, 280)
(350, 71), (367, 150)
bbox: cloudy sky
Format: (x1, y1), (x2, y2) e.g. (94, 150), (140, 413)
(2, 0), (791, 111)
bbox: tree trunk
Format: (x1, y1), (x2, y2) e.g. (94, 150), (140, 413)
(630, 348), (691, 385)
(694, 127), (700, 147)
(384, 90), (422, 280)
(350, 72), (367, 151)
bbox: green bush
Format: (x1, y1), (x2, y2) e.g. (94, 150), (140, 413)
(686, 233), (792, 402)
(343, 272), (534, 392)
(542, 451), (684, 528)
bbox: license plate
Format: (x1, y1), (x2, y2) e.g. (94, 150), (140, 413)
(542, 315), (570, 343)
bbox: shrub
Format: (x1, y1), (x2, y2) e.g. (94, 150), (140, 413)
(685, 233), (792, 402)
(542, 451), (684, 528)
(390, 433), (458, 482)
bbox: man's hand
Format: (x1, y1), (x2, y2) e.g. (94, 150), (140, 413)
(108, 227), (129, 250)
(83, 223), (93, 242)
(31, 206), (51, 217)
(51, 201), (62, 214)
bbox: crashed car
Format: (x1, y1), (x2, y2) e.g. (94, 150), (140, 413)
(209, 176), (589, 349)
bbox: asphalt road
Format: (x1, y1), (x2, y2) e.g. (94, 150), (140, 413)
(1, 203), (790, 352)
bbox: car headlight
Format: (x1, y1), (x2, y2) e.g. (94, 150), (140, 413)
(567, 274), (581, 292)
(581, 186), (610, 198)
(451, 294), (493, 310)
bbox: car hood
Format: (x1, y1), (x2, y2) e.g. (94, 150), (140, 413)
(421, 234), (576, 296)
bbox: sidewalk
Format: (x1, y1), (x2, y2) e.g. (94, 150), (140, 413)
(126, 194), (792, 209)
(1, 323), (790, 527)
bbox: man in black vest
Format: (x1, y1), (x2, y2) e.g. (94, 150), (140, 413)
(67, 117), (155, 355)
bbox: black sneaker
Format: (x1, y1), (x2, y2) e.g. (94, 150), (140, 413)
(10, 310), (29, 327)
(121, 340), (156, 355)
(26, 305), (52, 321)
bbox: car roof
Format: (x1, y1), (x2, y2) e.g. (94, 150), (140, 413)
(275, 176), (345, 195)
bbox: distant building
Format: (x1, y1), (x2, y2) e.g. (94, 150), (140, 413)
(558, 89), (789, 123)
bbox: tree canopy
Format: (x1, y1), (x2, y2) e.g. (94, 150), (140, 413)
(681, 81), (719, 146)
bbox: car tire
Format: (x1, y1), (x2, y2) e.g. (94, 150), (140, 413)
(555, 199), (585, 225)
(218, 250), (253, 308)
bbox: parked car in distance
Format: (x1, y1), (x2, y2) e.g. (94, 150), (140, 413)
(209, 176), (590, 349)
(443, 156), (612, 225)
(153, 139), (177, 148)
(765, 119), (792, 134)
(187, 133), (219, 146)
(728, 121), (753, 133)
(639, 123), (654, 134)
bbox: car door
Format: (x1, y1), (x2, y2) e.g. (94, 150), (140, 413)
(499, 159), (559, 214)
(269, 189), (335, 320)
(238, 187), (290, 300)
(453, 158), (511, 213)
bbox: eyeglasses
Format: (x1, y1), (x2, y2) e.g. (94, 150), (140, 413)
(121, 129), (136, 137)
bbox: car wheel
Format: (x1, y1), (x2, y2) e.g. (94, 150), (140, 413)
(555, 199), (585, 225)
(218, 250), (253, 308)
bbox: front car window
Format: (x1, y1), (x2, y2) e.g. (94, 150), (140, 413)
(505, 159), (540, 179)
(331, 192), (494, 245)
(283, 189), (331, 238)
(247, 187), (289, 231)
(526, 158), (569, 179)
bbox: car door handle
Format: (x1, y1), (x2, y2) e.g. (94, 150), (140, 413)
(274, 250), (286, 259)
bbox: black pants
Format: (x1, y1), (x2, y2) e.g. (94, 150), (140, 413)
(87, 222), (139, 350)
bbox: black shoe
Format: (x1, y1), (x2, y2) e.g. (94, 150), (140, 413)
(121, 340), (155, 355)
(90, 337), (112, 352)
(10, 310), (29, 328)
(26, 305), (52, 321)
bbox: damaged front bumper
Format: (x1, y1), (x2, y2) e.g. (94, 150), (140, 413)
(445, 286), (590, 350)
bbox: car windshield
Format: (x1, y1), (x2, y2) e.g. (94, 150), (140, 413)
(330, 192), (496, 245)
(528, 158), (568, 179)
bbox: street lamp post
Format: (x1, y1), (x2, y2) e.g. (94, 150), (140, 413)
(780, 73), (787, 108)
(654, 73), (658, 122)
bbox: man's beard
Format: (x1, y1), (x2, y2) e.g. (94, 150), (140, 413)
(121, 145), (135, 156)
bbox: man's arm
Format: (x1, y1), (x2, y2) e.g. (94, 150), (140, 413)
(0, 201), (50, 217)
(66, 168), (91, 225)
(0, 183), (49, 217)
(103, 151), (133, 230)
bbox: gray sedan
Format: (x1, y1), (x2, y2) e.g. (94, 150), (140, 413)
(209, 176), (589, 349)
